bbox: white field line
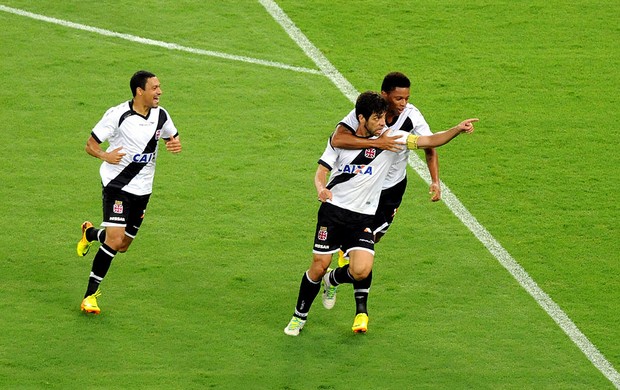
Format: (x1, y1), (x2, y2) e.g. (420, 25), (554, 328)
(0, 4), (322, 76)
(259, 0), (620, 387)
(3, 1), (618, 386)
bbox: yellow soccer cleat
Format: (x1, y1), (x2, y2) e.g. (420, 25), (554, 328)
(337, 250), (349, 267)
(77, 221), (94, 257)
(81, 289), (102, 314)
(352, 313), (369, 333)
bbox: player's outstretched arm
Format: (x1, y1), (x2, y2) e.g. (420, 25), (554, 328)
(332, 124), (404, 152)
(409, 118), (479, 149)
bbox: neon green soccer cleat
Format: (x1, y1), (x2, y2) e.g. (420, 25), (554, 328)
(352, 313), (369, 333)
(284, 316), (306, 336)
(337, 250), (349, 267)
(81, 289), (102, 314)
(77, 221), (94, 257)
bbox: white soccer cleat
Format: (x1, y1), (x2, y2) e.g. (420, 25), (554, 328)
(284, 316), (306, 336)
(322, 270), (337, 310)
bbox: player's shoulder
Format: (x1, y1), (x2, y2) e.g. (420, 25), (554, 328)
(157, 105), (170, 114)
(403, 103), (423, 117)
(103, 101), (132, 118)
(337, 108), (358, 133)
(387, 129), (410, 140)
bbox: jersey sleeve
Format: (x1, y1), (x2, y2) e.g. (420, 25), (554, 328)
(407, 108), (433, 136)
(91, 107), (119, 143)
(317, 138), (337, 171)
(337, 108), (358, 133)
(160, 108), (179, 139)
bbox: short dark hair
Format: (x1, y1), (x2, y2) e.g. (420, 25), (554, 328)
(381, 72), (410, 93)
(355, 91), (388, 121)
(130, 70), (156, 97)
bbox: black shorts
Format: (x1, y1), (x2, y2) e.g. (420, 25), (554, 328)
(101, 186), (151, 238)
(313, 202), (375, 256)
(372, 177), (407, 234)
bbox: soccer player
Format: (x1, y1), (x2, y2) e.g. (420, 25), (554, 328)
(76, 70), (182, 314)
(332, 72), (444, 251)
(283, 91), (477, 335)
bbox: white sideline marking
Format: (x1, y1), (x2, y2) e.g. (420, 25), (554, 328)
(0, 4), (322, 76)
(260, 0), (620, 387)
(2, 0), (617, 386)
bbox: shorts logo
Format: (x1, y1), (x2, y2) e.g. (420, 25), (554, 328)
(365, 148), (376, 159)
(317, 226), (328, 241)
(113, 200), (123, 214)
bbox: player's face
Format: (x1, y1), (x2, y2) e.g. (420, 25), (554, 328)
(140, 77), (162, 108)
(382, 87), (410, 116)
(363, 112), (387, 137)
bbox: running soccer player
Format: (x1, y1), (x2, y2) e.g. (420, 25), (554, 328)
(284, 91), (477, 335)
(76, 70), (182, 314)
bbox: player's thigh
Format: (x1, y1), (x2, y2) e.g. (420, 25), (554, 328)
(124, 193), (151, 239)
(312, 203), (343, 254)
(373, 179), (407, 233)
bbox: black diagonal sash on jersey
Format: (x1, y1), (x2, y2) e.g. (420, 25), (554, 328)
(326, 148), (385, 190)
(106, 109), (167, 191)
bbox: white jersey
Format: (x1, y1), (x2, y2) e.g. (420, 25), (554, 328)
(318, 129), (410, 215)
(91, 101), (178, 196)
(339, 103), (432, 189)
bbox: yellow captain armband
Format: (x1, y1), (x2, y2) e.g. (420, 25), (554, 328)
(407, 134), (420, 150)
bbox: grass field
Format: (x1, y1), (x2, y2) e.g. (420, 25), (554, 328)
(0, 1), (618, 388)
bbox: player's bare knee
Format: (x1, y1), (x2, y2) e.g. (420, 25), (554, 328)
(351, 268), (371, 281)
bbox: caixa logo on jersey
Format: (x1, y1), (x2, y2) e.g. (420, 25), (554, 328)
(340, 164), (373, 175)
(132, 152), (155, 163)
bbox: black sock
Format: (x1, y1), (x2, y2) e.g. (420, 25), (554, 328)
(86, 227), (106, 243)
(84, 243), (117, 297)
(329, 264), (355, 286)
(293, 271), (321, 319)
(353, 271), (373, 314)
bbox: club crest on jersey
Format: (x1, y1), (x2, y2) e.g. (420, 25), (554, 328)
(340, 164), (373, 175)
(317, 226), (328, 241)
(365, 148), (376, 159)
(113, 201), (123, 214)
(155, 130), (161, 140)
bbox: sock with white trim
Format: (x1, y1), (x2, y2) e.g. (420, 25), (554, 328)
(84, 243), (117, 297)
(293, 271), (321, 319)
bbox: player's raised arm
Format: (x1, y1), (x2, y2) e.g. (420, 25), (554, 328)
(408, 118), (479, 149)
(331, 124), (405, 152)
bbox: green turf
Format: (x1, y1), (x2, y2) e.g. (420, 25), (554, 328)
(0, 1), (618, 388)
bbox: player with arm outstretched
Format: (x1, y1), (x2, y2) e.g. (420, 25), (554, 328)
(332, 72), (462, 254)
(284, 91), (477, 335)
